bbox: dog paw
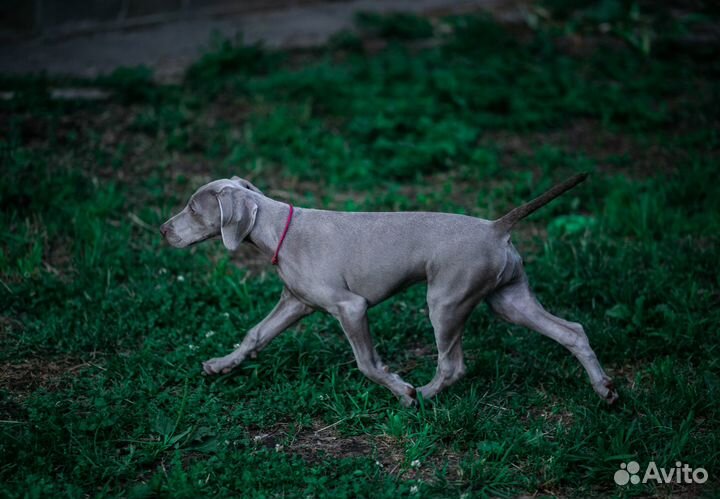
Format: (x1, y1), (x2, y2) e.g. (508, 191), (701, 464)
(595, 378), (619, 404)
(398, 386), (418, 408)
(202, 357), (236, 375)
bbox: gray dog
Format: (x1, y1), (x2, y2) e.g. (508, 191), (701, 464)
(160, 174), (618, 406)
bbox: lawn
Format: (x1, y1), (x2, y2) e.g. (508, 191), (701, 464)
(1, 4), (719, 497)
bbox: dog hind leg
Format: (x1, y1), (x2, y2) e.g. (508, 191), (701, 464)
(487, 274), (618, 403)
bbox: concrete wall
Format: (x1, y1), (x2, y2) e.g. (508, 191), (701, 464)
(0, 0), (331, 37)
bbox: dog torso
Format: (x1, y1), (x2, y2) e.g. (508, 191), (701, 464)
(274, 209), (519, 309)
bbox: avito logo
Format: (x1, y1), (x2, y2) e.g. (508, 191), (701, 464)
(614, 461), (708, 486)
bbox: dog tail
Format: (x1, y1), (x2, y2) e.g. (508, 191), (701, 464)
(493, 173), (589, 232)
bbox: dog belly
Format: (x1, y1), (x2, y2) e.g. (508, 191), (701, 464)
(344, 263), (427, 306)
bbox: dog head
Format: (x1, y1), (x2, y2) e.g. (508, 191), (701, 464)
(160, 176), (262, 251)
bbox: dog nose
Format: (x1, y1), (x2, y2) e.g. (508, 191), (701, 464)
(159, 224), (168, 237)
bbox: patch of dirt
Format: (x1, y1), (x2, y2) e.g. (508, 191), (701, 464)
(553, 33), (628, 57)
(43, 236), (75, 277)
(204, 96), (254, 127)
(483, 118), (680, 178)
(398, 343), (435, 375)
(0, 315), (24, 340)
(291, 423), (380, 463)
(200, 239), (276, 276)
(611, 363), (647, 391)
(229, 244), (276, 275)
(250, 420), (389, 462)
(250, 419), (464, 482)
(524, 402), (576, 428)
(0, 356), (91, 395)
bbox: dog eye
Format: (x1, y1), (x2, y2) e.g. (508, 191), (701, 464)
(189, 204), (197, 215)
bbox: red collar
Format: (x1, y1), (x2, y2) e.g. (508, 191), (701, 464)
(271, 204), (294, 265)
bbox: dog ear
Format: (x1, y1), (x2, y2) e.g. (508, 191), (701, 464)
(231, 176), (263, 194)
(217, 188), (258, 251)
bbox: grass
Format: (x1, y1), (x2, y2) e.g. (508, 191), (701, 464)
(1, 4), (719, 497)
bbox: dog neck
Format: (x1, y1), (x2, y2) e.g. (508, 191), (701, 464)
(246, 194), (293, 260)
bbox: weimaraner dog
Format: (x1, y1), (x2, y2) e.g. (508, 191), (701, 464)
(160, 174), (618, 406)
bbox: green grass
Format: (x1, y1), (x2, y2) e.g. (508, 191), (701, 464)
(1, 6), (719, 498)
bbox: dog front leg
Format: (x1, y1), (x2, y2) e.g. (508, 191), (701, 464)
(331, 295), (417, 407)
(203, 288), (313, 375)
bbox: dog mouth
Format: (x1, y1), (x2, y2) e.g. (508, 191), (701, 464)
(186, 233), (219, 247)
(163, 231), (184, 248)
(163, 228), (218, 248)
